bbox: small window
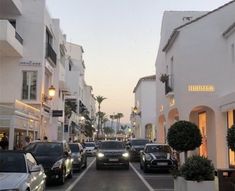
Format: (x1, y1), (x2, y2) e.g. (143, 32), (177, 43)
(22, 71), (37, 100)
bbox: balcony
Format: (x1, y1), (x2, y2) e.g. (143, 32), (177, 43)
(0, 0), (22, 15)
(46, 43), (57, 66)
(0, 20), (23, 57)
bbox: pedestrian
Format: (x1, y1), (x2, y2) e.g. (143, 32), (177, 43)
(0, 133), (9, 150)
(23, 136), (31, 149)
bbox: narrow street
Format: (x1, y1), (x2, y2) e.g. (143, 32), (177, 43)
(46, 157), (174, 191)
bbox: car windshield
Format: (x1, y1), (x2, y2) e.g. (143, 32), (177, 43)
(99, 141), (124, 149)
(0, 152), (26, 173)
(130, 140), (149, 146)
(32, 143), (63, 156)
(146, 145), (171, 153)
(69, 144), (80, 152)
(84, 142), (95, 147)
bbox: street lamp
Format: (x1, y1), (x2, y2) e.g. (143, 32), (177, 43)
(42, 85), (56, 102)
(133, 106), (141, 116)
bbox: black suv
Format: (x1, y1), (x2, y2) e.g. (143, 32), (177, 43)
(96, 140), (129, 170)
(126, 138), (150, 161)
(24, 141), (73, 184)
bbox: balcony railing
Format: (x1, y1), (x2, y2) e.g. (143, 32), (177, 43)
(15, 31), (23, 44)
(46, 43), (57, 65)
(165, 74), (174, 95)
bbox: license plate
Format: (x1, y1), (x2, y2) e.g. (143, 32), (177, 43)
(157, 162), (168, 166)
(109, 158), (118, 162)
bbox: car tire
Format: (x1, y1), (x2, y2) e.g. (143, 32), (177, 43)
(68, 168), (73, 179)
(84, 159), (87, 168)
(96, 163), (101, 170)
(58, 167), (66, 185)
(143, 164), (149, 173)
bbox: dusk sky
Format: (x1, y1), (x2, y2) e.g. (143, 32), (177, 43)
(46, 0), (230, 123)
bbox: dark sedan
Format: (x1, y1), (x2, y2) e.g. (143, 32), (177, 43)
(140, 143), (177, 173)
(126, 138), (150, 161)
(69, 143), (87, 171)
(96, 140), (129, 170)
(24, 141), (73, 184)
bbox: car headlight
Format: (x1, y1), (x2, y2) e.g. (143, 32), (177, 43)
(97, 152), (104, 158)
(145, 154), (152, 161)
(122, 152), (129, 158)
(51, 159), (63, 169)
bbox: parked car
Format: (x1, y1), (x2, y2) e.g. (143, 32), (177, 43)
(69, 143), (87, 171)
(140, 143), (177, 173)
(84, 142), (97, 156)
(96, 140), (129, 170)
(24, 141), (73, 184)
(0, 150), (46, 191)
(126, 138), (150, 161)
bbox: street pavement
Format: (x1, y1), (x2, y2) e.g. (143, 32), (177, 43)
(46, 157), (174, 191)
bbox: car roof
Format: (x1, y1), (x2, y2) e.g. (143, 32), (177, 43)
(145, 143), (170, 146)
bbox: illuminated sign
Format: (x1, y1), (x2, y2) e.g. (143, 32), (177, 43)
(188, 85), (215, 92)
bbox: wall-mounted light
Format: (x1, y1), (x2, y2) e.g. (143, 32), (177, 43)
(133, 106), (141, 116)
(42, 85), (56, 102)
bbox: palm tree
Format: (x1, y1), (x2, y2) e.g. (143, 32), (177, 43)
(95, 96), (106, 136)
(116, 113), (124, 131)
(110, 114), (115, 130)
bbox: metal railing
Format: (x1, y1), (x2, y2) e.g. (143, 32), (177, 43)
(15, 31), (23, 44)
(46, 43), (57, 65)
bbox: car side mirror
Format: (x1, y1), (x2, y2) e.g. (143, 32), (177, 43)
(30, 165), (42, 173)
(94, 146), (98, 149)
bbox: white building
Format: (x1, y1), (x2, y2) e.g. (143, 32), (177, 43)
(131, 75), (156, 140)
(65, 42), (96, 141)
(155, 1), (235, 169)
(0, 0), (96, 149)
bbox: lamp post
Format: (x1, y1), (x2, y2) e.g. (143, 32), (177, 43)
(41, 85), (56, 139)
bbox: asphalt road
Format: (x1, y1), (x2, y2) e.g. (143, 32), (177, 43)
(46, 157), (174, 191)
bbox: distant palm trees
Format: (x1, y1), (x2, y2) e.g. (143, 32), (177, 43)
(96, 96), (106, 136)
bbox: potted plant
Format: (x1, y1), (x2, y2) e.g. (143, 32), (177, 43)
(167, 120), (202, 160)
(159, 73), (169, 83)
(227, 124), (235, 152)
(174, 155), (215, 191)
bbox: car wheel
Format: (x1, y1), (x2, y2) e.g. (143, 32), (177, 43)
(143, 164), (149, 173)
(96, 163), (101, 170)
(58, 167), (66, 185)
(84, 159), (87, 168)
(68, 168), (73, 179)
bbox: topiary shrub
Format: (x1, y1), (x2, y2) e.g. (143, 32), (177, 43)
(227, 124), (235, 151)
(180, 155), (215, 182)
(167, 120), (202, 160)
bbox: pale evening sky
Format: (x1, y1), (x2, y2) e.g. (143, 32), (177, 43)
(46, 0), (231, 123)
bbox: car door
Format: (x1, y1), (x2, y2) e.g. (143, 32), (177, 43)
(26, 153), (45, 191)
(79, 143), (86, 165)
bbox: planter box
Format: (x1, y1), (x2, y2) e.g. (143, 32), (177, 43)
(174, 177), (215, 191)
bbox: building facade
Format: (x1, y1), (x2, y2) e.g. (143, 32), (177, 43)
(155, 1), (235, 169)
(0, 0), (95, 149)
(131, 75), (156, 140)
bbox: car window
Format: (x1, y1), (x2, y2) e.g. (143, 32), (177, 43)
(84, 142), (95, 147)
(130, 140), (149, 146)
(99, 142), (124, 149)
(69, 144), (80, 152)
(146, 145), (171, 153)
(32, 143), (63, 156)
(0, 152), (26, 173)
(26, 153), (37, 171)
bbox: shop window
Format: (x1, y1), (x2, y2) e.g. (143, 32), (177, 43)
(22, 71), (37, 100)
(198, 112), (208, 157)
(228, 110), (235, 166)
